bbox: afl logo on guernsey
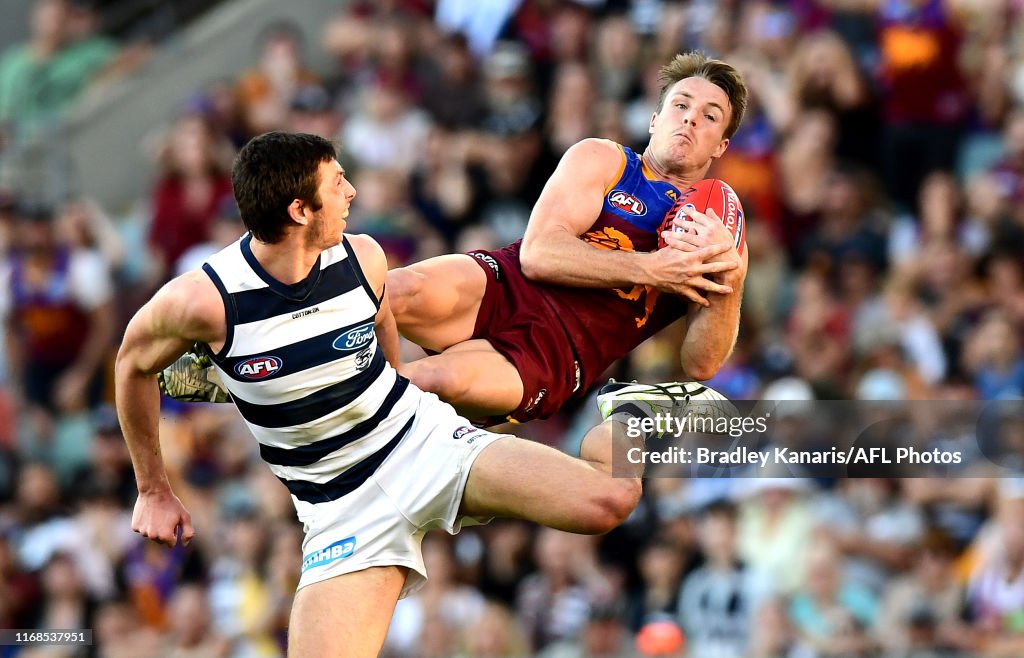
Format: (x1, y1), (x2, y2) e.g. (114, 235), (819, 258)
(608, 190), (647, 216)
(235, 356), (282, 379)
(333, 322), (375, 353)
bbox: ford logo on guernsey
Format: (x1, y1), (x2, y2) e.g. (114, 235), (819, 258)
(301, 536), (356, 572)
(333, 322), (375, 353)
(235, 355), (282, 379)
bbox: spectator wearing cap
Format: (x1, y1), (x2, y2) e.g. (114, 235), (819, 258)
(0, 201), (114, 419)
(737, 477), (816, 596)
(286, 85), (341, 141)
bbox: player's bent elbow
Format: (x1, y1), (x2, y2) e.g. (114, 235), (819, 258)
(518, 247), (543, 281)
(519, 238), (556, 281)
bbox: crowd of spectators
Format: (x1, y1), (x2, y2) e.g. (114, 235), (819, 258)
(1, 0), (1024, 656)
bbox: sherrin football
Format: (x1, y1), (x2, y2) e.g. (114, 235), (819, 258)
(658, 178), (745, 255)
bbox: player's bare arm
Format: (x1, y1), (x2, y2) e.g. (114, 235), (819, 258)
(666, 207), (748, 379)
(115, 271), (224, 546)
(346, 233), (401, 369)
(520, 138), (737, 299)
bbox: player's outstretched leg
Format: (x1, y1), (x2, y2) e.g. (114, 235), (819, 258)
(287, 565), (407, 658)
(460, 420), (645, 534)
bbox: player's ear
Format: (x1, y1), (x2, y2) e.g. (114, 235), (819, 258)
(287, 198), (310, 226)
(711, 137), (730, 160)
(649, 111), (658, 135)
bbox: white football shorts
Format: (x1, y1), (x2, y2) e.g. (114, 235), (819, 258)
(293, 391), (507, 598)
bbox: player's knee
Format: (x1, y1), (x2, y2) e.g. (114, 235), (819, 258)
(386, 268), (423, 320)
(682, 357), (719, 382)
(581, 478), (642, 534)
(400, 359), (471, 402)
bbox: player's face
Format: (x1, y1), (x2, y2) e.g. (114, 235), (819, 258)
(649, 77), (732, 174)
(309, 159), (356, 248)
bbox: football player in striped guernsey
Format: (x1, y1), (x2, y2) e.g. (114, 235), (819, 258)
(160, 52), (748, 429)
(116, 132), (648, 658)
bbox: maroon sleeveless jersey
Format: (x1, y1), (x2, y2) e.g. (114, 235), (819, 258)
(469, 144), (688, 421)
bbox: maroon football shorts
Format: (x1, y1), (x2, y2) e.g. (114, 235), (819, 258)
(467, 247), (582, 424)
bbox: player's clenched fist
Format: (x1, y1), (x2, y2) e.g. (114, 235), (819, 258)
(132, 489), (195, 547)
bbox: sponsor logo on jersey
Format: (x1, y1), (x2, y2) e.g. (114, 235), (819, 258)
(608, 190), (647, 216)
(471, 252), (502, 280)
(235, 356), (282, 379)
(665, 189), (678, 201)
(332, 322), (375, 353)
(583, 226), (635, 252)
(291, 306), (320, 320)
(301, 536), (356, 572)
(524, 389), (547, 414)
(453, 426), (480, 441)
(355, 347), (372, 371)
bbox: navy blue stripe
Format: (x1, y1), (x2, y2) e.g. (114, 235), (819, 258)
(202, 264), (235, 358)
(259, 376), (410, 466)
(232, 349), (386, 428)
(219, 314), (376, 382)
(240, 233), (323, 301)
(232, 258), (364, 325)
(342, 236), (381, 310)
(277, 415), (412, 503)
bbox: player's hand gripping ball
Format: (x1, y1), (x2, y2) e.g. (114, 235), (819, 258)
(658, 178), (745, 255)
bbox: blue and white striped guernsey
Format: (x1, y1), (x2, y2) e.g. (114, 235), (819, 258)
(201, 233), (419, 507)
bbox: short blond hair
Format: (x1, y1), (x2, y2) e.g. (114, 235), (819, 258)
(657, 52), (748, 139)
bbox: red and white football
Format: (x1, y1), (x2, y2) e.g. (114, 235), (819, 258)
(658, 178), (745, 255)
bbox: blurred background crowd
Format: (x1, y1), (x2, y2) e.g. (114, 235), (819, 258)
(1, 0), (1024, 656)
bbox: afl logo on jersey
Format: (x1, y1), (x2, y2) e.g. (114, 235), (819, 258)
(235, 356), (282, 379)
(608, 190), (647, 216)
(333, 322), (375, 353)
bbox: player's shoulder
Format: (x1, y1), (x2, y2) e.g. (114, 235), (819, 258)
(555, 139), (627, 189)
(563, 138), (624, 164)
(153, 269), (225, 337)
(343, 233), (387, 284)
